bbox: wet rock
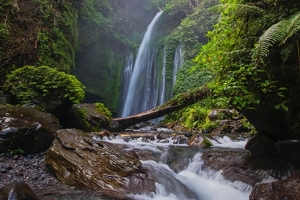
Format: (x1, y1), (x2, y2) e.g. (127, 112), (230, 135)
(0, 181), (39, 200)
(45, 129), (141, 199)
(188, 135), (212, 147)
(0, 105), (59, 154)
(250, 170), (300, 200)
(201, 149), (291, 188)
(245, 132), (277, 158)
(184, 132), (192, 137)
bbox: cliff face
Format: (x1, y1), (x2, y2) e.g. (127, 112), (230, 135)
(0, 0), (78, 86)
(0, 0), (159, 114)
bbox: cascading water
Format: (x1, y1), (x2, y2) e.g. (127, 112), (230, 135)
(122, 52), (134, 101)
(96, 135), (258, 200)
(122, 11), (163, 117)
(172, 45), (184, 90)
(159, 47), (166, 106)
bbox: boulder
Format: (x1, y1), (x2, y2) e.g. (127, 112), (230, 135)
(0, 182), (39, 200)
(201, 149), (289, 187)
(250, 170), (300, 200)
(45, 129), (143, 199)
(0, 105), (59, 154)
(60, 103), (112, 131)
(245, 132), (277, 158)
(239, 105), (292, 139)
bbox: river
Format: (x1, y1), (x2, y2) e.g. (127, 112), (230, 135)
(97, 132), (259, 200)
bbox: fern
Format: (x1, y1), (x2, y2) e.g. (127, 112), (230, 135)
(252, 21), (286, 63)
(282, 13), (300, 44)
(252, 12), (300, 63)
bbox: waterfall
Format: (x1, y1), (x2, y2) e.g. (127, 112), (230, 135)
(172, 45), (184, 91)
(122, 52), (134, 101)
(122, 11), (163, 117)
(152, 47), (167, 123)
(159, 47), (166, 106)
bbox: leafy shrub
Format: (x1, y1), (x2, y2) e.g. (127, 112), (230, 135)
(3, 65), (85, 115)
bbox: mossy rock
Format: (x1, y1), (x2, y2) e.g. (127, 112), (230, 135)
(60, 103), (112, 132)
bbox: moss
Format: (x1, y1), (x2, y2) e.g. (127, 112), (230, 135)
(3, 65), (85, 116)
(203, 136), (213, 147)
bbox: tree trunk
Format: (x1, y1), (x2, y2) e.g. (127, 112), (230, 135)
(110, 86), (210, 131)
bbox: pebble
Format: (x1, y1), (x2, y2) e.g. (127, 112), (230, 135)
(0, 152), (60, 191)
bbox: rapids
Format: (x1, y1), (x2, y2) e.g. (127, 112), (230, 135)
(96, 134), (260, 200)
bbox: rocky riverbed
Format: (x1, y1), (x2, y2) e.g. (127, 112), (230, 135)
(0, 152), (111, 200)
(0, 152), (59, 190)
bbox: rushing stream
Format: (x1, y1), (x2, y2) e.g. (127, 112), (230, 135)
(98, 134), (255, 200)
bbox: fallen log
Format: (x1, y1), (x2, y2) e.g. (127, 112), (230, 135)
(110, 86), (211, 131)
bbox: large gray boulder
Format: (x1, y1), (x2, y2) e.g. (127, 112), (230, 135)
(0, 105), (59, 154)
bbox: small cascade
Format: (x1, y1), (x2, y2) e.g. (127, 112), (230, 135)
(122, 11), (163, 117)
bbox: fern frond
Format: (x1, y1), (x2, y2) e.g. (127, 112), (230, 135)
(280, 44), (293, 63)
(281, 12), (300, 44)
(252, 21), (287, 63)
(252, 12), (300, 63)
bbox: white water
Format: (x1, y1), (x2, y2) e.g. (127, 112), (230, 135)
(97, 135), (255, 200)
(122, 52), (134, 101)
(122, 11), (163, 117)
(159, 47), (167, 106)
(208, 135), (248, 149)
(129, 158), (250, 200)
(172, 45), (184, 91)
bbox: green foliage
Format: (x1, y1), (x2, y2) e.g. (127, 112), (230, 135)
(252, 12), (300, 64)
(8, 147), (25, 155)
(164, 102), (215, 131)
(95, 102), (112, 120)
(37, 28), (75, 72)
(173, 61), (214, 95)
(0, 23), (9, 40)
(3, 66), (85, 113)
